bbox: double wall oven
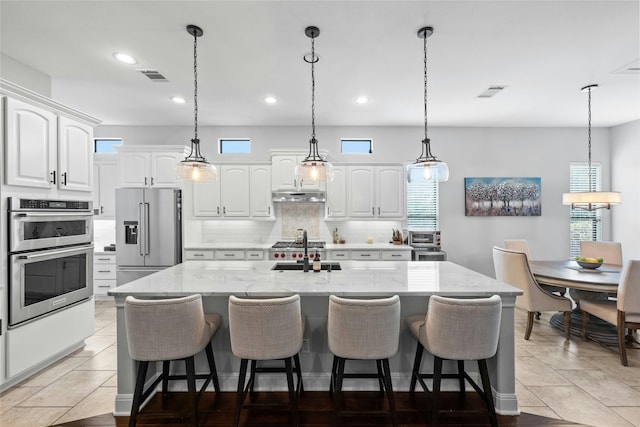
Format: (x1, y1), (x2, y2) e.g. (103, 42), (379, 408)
(8, 197), (94, 327)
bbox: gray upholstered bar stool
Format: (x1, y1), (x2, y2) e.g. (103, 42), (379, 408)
(327, 294), (401, 427)
(124, 294), (221, 427)
(228, 294), (304, 427)
(406, 295), (502, 427)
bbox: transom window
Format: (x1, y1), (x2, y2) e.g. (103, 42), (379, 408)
(94, 138), (122, 153)
(341, 139), (372, 154)
(219, 139), (251, 154)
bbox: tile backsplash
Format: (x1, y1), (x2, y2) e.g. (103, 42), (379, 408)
(281, 204), (321, 239)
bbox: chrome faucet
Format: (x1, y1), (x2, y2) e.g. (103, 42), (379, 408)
(302, 230), (309, 272)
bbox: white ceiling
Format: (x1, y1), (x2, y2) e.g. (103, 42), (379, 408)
(1, 0), (639, 128)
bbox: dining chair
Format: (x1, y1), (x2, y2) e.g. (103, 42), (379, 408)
(580, 260), (640, 366)
(504, 239), (566, 297)
(124, 294), (221, 427)
(493, 246), (572, 340)
(580, 241), (623, 266)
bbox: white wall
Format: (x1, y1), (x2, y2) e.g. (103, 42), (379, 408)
(0, 54), (51, 97)
(611, 119), (640, 262)
(96, 124), (616, 277)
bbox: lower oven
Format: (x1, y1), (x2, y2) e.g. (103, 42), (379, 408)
(412, 249), (447, 261)
(9, 242), (94, 327)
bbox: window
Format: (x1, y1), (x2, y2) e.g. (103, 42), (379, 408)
(219, 139), (250, 154)
(569, 162), (602, 257)
(341, 139), (372, 154)
(94, 138), (122, 153)
(406, 170), (439, 230)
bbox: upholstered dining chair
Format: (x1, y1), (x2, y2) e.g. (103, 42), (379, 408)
(228, 294), (304, 427)
(504, 239), (566, 298)
(406, 295), (502, 427)
(124, 294), (221, 427)
(580, 260), (640, 366)
(327, 295), (401, 427)
(493, 246), (572, 340)
(580, 241), (623, 266)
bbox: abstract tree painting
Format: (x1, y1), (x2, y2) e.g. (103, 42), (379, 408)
(464, 177), (541, 216)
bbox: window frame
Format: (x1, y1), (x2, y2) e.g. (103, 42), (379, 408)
(218, 138), (251, 154)
(340, 138), (373, 154)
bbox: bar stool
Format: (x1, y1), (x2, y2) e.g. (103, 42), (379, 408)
(228, 294), (304, 427)
(124, 294), (221, 427)
(406, 295), (502, 427)
(327, 294), (401, 427)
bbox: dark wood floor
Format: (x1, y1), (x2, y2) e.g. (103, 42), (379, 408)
(53, 391), (581, 426)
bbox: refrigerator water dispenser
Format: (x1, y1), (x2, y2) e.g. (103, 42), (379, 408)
(124, 221), (138, 244)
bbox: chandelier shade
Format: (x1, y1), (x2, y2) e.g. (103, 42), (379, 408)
(406, 26), (448, 183)
(176, 24), (217, 182)
(562, 84), (620, 210)
(295, 26), (333, 185)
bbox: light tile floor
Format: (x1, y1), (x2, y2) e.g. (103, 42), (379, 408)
(0, 301), (639, 427)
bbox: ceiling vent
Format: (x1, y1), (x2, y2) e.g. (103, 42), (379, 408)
(477, 85), (507, 98)
(137, 69), (169, 82)
(612, 59), (640, 74)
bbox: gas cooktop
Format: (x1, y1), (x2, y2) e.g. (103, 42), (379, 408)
(271, 241), (326, 249)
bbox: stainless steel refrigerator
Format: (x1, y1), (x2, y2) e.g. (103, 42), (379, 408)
(116, 188), (182, 285)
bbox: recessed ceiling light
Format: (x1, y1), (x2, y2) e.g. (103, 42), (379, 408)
(355, 96), (369, 104)
(171, 96), (186, 104)
(264, 96), (278, 104)
(113, 52), (137, 65)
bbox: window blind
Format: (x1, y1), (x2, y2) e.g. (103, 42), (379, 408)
(407, 176), (439, 230)
(569, 162), (602, 257)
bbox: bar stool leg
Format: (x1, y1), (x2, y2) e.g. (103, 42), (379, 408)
(161, 361), (170, 397)
(332, 357), (346, 427)
(204, 342), (220, 393)
(249, 360), (257, 396)
(376, 359), (385, 395)
(478, 359), (498, 427)
(293, 353), (304, 393)
(234, 359), (249, 427)
(285, 357), (298, 427)
(129, 361), (149, 427)
(185, 356), (198, 427)
(409, 342), (424, 393)
(432, 356), (443, 425)
(329, 355), (338, 397)
(457, 360), (466, 402)
(382, 358), (398, 427)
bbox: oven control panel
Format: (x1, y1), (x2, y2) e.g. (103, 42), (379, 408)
(10, 197), (91, 211)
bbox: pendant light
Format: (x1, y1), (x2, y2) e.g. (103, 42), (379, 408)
(295, 26), (333, 185)
(176, 24), (217, 182)
(562, 84), (620, 210)
(406, 26), (449, 183)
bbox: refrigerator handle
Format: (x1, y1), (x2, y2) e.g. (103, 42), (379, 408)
(144, 202), (151, 255)
(138, 203), (145, 256)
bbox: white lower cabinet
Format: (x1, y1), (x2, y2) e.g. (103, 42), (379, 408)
(328, 249), (411, 261)
(350, 250), (381, 260)
(185, 250), (214, 260)
(215, 250), (245, 260)
(93, 254), (116, 299)
(246, 250), (265, 260)
(328, 250), (350, 260)
(185, 249), (266, 261)
(381, 250), (411, 261)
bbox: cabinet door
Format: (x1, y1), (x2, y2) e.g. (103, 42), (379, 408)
(326, 166), (346, 218)
(221, 165), (250, 217)
(250, 165), (273, 217)
(193, 180), (221, 217)
(347, 166), (375, 217)
(271, 155), (298, 190)
(375, 166), (405, 218)
(118, 152), (149, 187)
(96, 162), (117, 217)
(5, 97), (57, 188)
(151, 152), (182, 187)
(58, 116), (93, 191)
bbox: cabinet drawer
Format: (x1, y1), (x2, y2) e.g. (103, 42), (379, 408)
(381, 251), (411, 261)
(185, 250), (214, 260)
(93, 264), (116, 279)
(246, 250), (265, 260)
(330, 251), (350, 260)
(94, 254), (116, 264)
(94, 279), (116, 295)
(351, 250), (380, 260)
(215, 250), (245, 260)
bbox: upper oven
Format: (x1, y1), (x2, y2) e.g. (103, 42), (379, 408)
(8, 197), (93, 252)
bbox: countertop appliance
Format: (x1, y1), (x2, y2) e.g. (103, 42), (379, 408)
(269, 241), (325, 261)
(8, 197), (94, 327)
(408, 230), (446, 261)
(116, 188), (182, 285)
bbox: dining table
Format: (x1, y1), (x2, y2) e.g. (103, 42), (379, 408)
(530, 260), (622, 343)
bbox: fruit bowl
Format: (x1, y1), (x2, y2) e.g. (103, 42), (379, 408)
(576, 260), (602, 269)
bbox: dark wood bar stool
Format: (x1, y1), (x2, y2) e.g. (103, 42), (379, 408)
(124, 294), (221, 427)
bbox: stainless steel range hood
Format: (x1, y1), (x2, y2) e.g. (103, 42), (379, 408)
(272, 190), (326, 203)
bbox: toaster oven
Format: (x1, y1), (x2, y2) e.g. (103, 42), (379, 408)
(408, 230), (441, 250)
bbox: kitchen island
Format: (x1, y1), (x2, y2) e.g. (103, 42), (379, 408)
(109, 260), (522, 416)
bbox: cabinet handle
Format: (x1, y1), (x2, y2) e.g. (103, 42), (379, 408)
(50, 171), (56, 184)
(62, 172), (67, 186)
(151, 177), (154, 185)
(223, 206), (226, 214)
(372, 207), (374, 215)
(217, 207), (220, 215)
(100, 206), (104, 214)
(391, 254), (401, 257)
(361, 254), (371, 257)
(97, 285), (111, 288)
(97, 269), (112, 273)
(268, 206), (271, 215)
(193, 254), (204, 257)
(327, 206), (330, 215)
(145, 177), (148, 186)
(378, 207), (380, 215)
(96, 258), (111, 261)
(224, 253), (234, 257)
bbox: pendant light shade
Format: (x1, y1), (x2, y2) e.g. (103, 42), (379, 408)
(407, 26), (448, 183)
(562, 84), (620, 210)
(295, 26), (333, 185)
(177, 24), (217, 182)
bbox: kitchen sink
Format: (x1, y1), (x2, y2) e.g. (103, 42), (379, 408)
(272, 262), (341, 271)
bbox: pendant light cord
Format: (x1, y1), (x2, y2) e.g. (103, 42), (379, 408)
(311, 34), (316, 143)
(587, 86), (592, 192)
(423, 31), (428, 144)
(192, 29), (200, 157)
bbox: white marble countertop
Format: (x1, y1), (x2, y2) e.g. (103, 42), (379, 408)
(109, 260), (521, 298)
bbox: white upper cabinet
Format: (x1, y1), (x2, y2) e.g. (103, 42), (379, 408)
(116, 146), (187, 188)
(58, 116), (93, 191)
(250, 165), (273, 217)
(193, 180), (222, 217)
(93, 155), (117, 218)
(326, 166), (347, 218)
(346, 165), (405, 219)
(271, 155), (325, 191)
(5, 97), (57, 189)
(221, 165), (250, 216)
